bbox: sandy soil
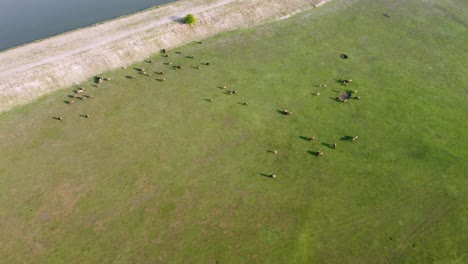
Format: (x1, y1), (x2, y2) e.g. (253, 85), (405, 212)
(0, 0), (332, 113)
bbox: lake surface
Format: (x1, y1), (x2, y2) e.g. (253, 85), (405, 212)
(0, 0), (178, 51)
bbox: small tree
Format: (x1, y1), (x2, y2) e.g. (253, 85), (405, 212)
(182, 14), (196, 25)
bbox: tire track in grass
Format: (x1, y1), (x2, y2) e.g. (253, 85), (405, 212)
(123, 73), (326, 255)
(118, 131), (252, 258)
(290, 187), (449, 262)
(310, 188), (442, 235)
(383, 203), (454, 264)
(306, 196), (455, 263)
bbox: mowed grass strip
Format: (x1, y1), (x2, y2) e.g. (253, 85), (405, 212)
(0, 0), (466, 263)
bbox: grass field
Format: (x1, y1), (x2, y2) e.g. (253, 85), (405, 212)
(0, 0), (466, 263)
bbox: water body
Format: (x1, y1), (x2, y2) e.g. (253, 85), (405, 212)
(0, 0), (178, 51)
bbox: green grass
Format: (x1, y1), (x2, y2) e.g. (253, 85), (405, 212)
(0, 0), (467, 263)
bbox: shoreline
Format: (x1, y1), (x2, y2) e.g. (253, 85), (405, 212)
(0, 2), (178, 54)
(0, 0), (331, 113)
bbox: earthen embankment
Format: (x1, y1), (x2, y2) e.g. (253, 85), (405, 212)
(0, 0), (329, 113)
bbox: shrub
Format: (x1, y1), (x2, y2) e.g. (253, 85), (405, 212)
(182, 14), (196, 25)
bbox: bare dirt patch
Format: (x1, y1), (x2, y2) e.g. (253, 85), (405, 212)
(34, 182), (94, 222)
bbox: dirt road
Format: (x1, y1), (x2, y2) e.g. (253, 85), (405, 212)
(0, 0), (237, 77)
(0, 0), (330, 113)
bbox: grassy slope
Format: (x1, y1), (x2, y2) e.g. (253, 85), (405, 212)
(0, 0), (466, 263)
